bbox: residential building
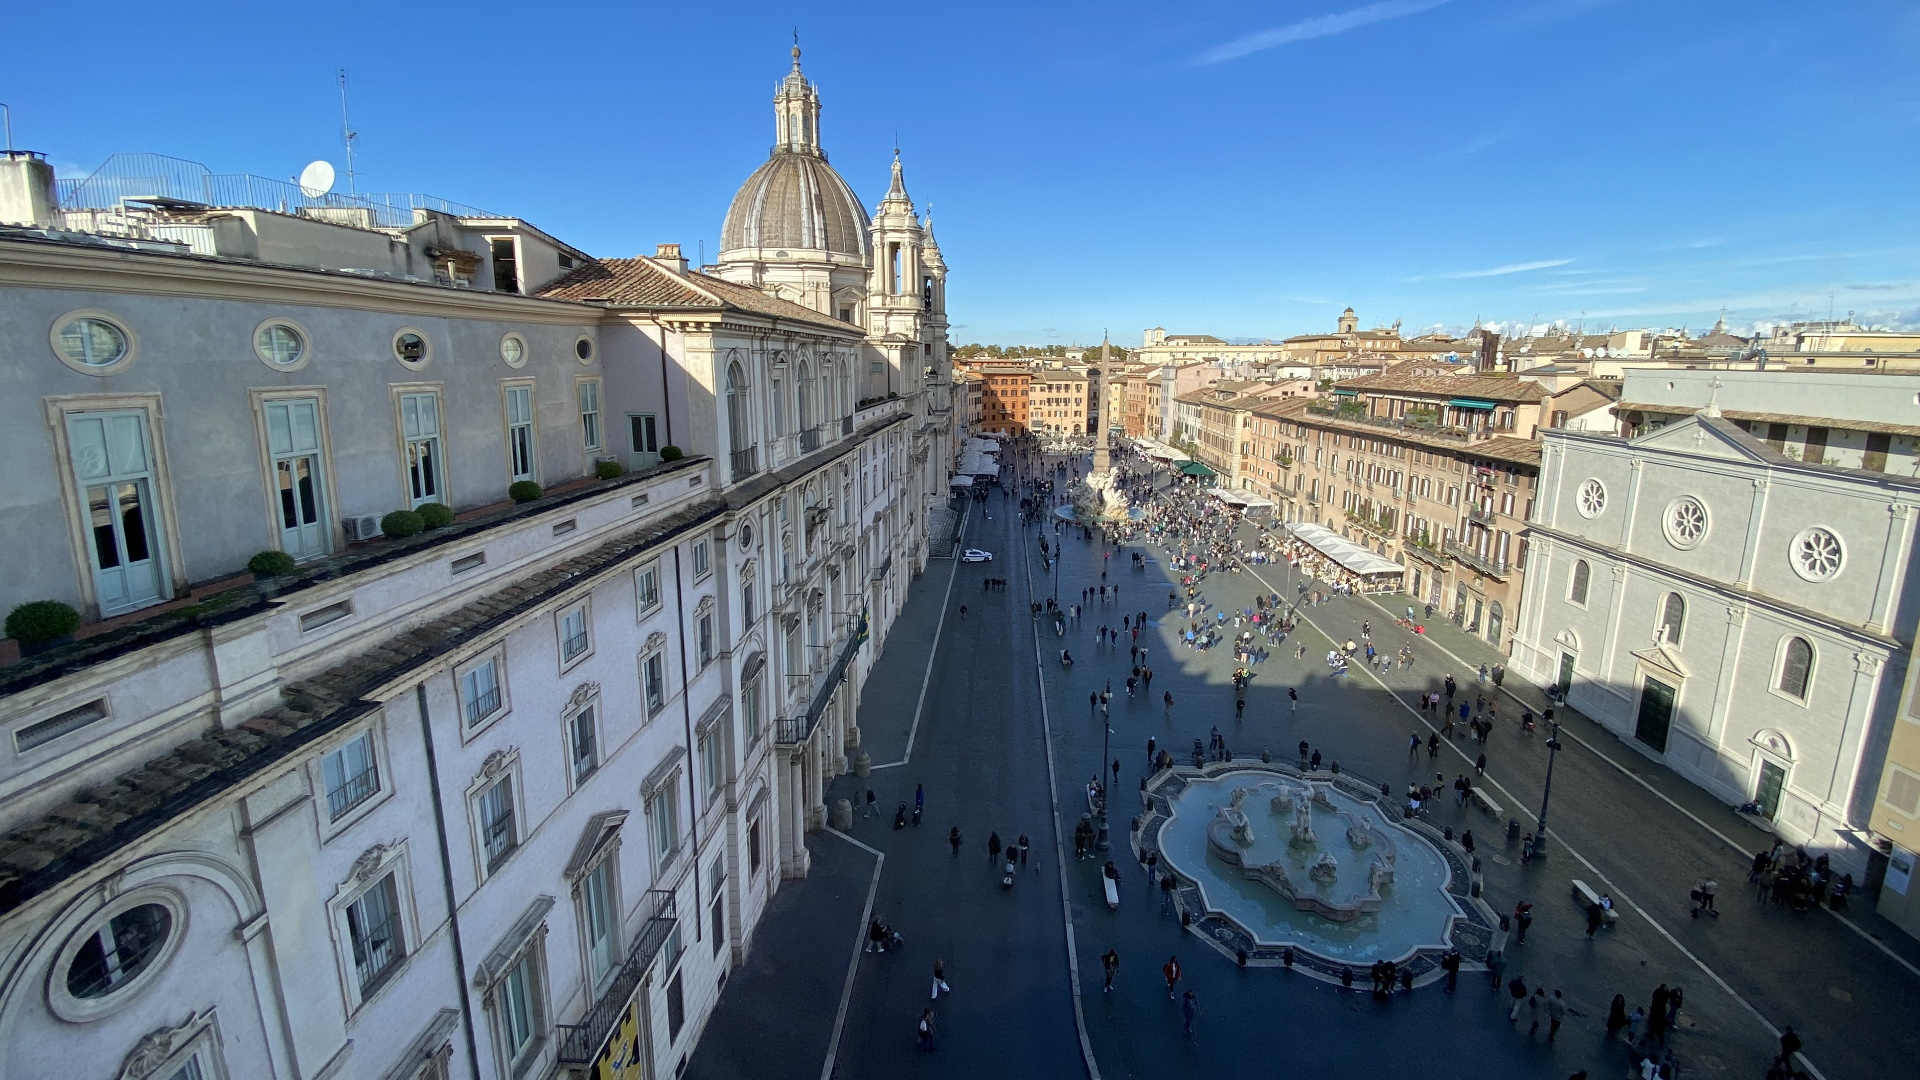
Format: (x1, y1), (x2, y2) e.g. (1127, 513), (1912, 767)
(0, 46), (952, 1080)
(1031, 368), (1089, 435)
(974, 364), (1034, 435)
(1614, 368), (1920, 476)
(1511, 372), (1919, 880)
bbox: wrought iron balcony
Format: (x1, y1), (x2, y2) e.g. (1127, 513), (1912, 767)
(800, 425), (823, 452)
(1444, 540), (1509, 579)
(841, 415), (855, 436)
(556, 889), (678, 1064)
(1466, 505), (1495, 525)
(730, 446), (760, 482)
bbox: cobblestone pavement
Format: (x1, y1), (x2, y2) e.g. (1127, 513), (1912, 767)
(687, 457), (1919, 1079)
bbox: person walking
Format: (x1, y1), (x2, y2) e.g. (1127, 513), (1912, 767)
(1289, 686), (1298, 713)
(1586, 901), (1606, 939)
(917, 1007), (936, 1051)
(864, 788), (878, 818)
(1427, 733), (1441, 760)
(1606, 994), (1629, 1038)
(987, 831), (1002, 866)
(1514, 902), (1534, 943)
(1666, 985), (1684, 1030)
(1163, 955), (1182, 999)
(949, 826), (962, 856)
(1527, 987), (1548, 1036)
(1236, 697), (1246, 719)
(931, 959), (951, 999)
(1018, 833), (1031, 870)
(1486, 949), (1507, 990)
(1102, 948), (1119, 992)
(1779, 1026), (1803, 1064)
(1164, 690), (1175, 719)
(1441, 948), (1461, 992)
(1475, 752), (1488, 776)
(1547, 989), (1568, 1039)
(1626, 1005), (1646, 1044)
(915, 783), (925, 819)
(1146, 736), (1157, 765)
(1648, 984), (1671, 1042)
(1181, 989), (1198, 1036)
(1408, 733), (1421, 761)
(1508, 975), (1529, 1020)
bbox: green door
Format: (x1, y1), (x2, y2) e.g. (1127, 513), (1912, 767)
(1634, 676), (1676, 753)
(1755, 760), (1786, 820)
(1557, 653), (1575, 697)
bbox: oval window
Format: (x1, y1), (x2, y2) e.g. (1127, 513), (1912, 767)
(255, 322), (306, 366)
(394, 330), (429, 366)
(65, 902), (172, 999)
(738, 522), (754, 548)
(501, 333), (526, 368)
(574, 336), (595, 363)
(56, 316), (130, 369)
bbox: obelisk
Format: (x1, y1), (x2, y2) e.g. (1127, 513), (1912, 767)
(1092, 332), (1112, 476)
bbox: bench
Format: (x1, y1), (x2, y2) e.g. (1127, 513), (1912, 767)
(1468, 787), (1502, 818)
(1571, 878), (1620, 926)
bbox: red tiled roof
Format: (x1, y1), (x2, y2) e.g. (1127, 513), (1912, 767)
(1336, 369), (1547, 403)
(535, 258), (857, 333)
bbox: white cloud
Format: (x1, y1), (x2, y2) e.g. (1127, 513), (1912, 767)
(1193, 0), (1453, 66)
(1409, 258), (1574, 282)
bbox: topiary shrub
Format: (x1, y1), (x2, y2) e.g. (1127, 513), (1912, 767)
(595, 459), (626, 480)
(381, 510), (425, 538)
(247, 550), (297, 577)
(508, 481), (543, 503)
(6, 600), (81, 645)
(659, 445), (684, 462)
(417, 502), (455, 529)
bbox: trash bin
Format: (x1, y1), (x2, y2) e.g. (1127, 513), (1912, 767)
(1506, 818), (1521, 843)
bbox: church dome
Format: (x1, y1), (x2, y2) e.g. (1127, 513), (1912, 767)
(720, 151), (870, 258)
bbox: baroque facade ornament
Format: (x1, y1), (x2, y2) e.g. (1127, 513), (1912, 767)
(645, 631), (668, 652)
(479, 748), (516, 781)
(568, 682), (600, 711)
(350, 842), (394, 884)
(114, 1011), (207, 1080)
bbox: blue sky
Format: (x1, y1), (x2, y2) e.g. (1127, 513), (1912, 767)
(8, 0), (1919, 345)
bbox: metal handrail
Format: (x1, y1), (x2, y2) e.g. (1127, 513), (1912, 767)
(730, 447), (760, 482)
(800, 426), (823, 452)
(1444, 540), (1508, 578)
(557, 890), (679, 1064)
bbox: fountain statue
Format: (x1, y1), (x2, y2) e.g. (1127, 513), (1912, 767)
(1289, 799), (1318, 845)
(1309, 851), (1340, 883)
(1071, 470), (1131, 523)
(1208, 789), (1257, 849)
(1347, 816), (1375, 849)
(1368, 853), (1397, 890)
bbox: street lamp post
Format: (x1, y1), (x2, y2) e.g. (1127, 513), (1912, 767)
(1096, 719), (1113, 852)
(1528, 720), (1564, 861)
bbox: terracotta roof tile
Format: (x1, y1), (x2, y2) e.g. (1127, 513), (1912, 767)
(535, 258), (857, 334)
(1335, 369), (1547, 403)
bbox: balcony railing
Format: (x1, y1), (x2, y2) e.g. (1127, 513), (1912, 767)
(1444, 540), (1509, 579)
(841, 415), (855, 436)
(1303, 401), (1490, 444)
(730, 446), (760, 482)
(1466, 505), (1495, 525)
(557, 890), (679, 1064)
(800, 425), (824, 452)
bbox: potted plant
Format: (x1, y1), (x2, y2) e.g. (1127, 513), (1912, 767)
(7, 600), (82, 656)
(508, 481), (543, 504)
(381, 510), (426, 538)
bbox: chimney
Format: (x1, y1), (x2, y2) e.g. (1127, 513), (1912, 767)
(0, 151), (60, 229)
(654, 242), (688, 274)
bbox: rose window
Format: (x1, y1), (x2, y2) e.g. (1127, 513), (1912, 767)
(1577, 479), (1606, 518)
(1791, 527), (1843, 581)
(1665, 498), (1707, 549)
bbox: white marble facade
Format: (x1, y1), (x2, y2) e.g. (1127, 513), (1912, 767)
(1513, 414), (1919, 874)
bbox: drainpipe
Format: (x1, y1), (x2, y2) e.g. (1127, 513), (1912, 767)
(658, 324), (676, 448)
(672, 547), (705, 943)
(417, 683), (483, 1080)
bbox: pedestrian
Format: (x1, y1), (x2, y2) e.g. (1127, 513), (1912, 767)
(1626, 1005), (1646, 1043)
(1441, 948), (1461, 992)
(1408, 733), (1421, 760)
(1476, 752), (1487, 776)
(1586, 902), (1605, 939)
(1160, 870), (1175, 914)
(1514, 902), (1533, 943)
(1666, 985), (1684, 1029)
(1779, 1026), (1802, 1063)
(867, 917), (888, 953)
(949, 826), (962, 857)
(1090, 691), (1099, 716)
(864, 788), (878, 818)
(1102, 948), (1119, 992)
(987, 831), (1002, 866)
(1164, 690), (1174, 719)
(915, 783), (924, 817)
(1461, 829), (1475, 854)
(1428, 733), (1441, 760)
(1606, 994), (1629, 1038)
(1289, 686), (1298, 713)
(1147, 736), (1157, 765)
(1486, 949), (1507, 989)
(1019, 833), (1031, 869)
(1236, 697), (1246, 718)
(1182, 988), (1198, 1036)
(1699, 878), (1718, 914)
(1527, 987), (1547, 1035)
(959, 605), (967, 618)
(1508, 975), (1529, 1020)
(1546, 989), (1567, 1039)
(917, 1007), (936, 1051)
(1649, 984), (1671, 1040)
(1163, 955), (1182, 998)
(931, 959), (950, 999)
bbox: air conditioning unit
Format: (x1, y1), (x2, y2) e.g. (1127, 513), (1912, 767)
(343, 514), (384, 542)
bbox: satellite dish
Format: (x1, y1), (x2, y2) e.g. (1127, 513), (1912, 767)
(298, 160), (336, 198)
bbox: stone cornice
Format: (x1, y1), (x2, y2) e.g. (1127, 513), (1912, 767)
(0, 236), (602, 325)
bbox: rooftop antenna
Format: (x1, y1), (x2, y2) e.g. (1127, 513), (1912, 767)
(1, 102), (12, 153)
(337, 68), (360, 195)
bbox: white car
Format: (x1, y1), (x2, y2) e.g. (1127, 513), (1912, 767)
(962, 548), (994, 563)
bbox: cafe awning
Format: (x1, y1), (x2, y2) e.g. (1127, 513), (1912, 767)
(1283, 522), (1404, 577)
(1177, 461), (1217, 478)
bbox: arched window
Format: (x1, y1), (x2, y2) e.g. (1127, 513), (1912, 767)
(1659, 592), (1685, 646)
(1778, 637), (1813, 699)
(726, 361), (749, 454)
(1569, 560), (1591, 605)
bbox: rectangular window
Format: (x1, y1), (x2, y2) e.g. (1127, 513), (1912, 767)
(636, 561), (661, 613)
(559, 605), (590, 663)
(629, 413), (660, 455)
(461, 659), (503, 727)
(700, 726), (723, 796)
(400, 392), (444, 509)
(697, 612), (715, 668)
(569, 704), (599, 784)
(496, 951), (541, 1071)
(505, 385), (536, 484)
(692, 538), (712, 581)
(743, 675), (762, 743)
(1888, 768), (1920, 818)
(323, 730), (381, 820)
(643, 651), (667, 715)
(649, 786), (679, 861)
(66, 409), (170, 616)
(477, 776), (519, 871)
(346, 873), (405, 994)
(579, 381), (602, 452)
(581, 856), (619, 982)
(710, 858), (727, 957)
(490, 237), (520, 294)
(748, 819), (763, 876)
(264, 397), (330, 561)
(741, 577), (757, 627)
(666, 969), (686, 1040)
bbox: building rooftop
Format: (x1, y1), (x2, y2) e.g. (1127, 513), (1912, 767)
(1335, 369), (1549, 403)
(1253, 397), (1543, 467)
(537, 257), (858, 333)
